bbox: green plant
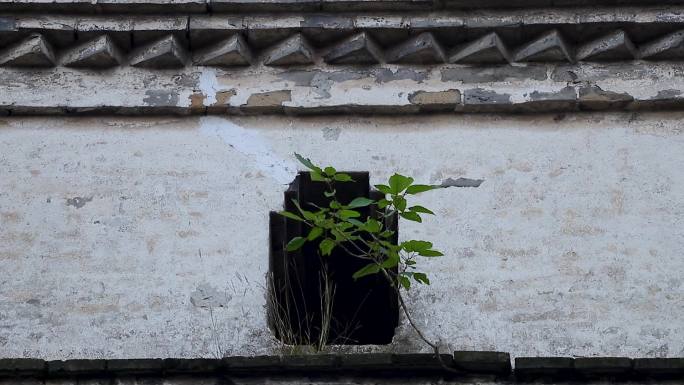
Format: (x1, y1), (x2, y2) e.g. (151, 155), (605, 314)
(278, 153), (448, 358)
(281, 153), (443, 290)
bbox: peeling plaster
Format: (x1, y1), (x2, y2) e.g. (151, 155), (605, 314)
(198, 67), (219, 106)
(190, 283), (232, 308)
(322, 126), (341, 141)
(440, 177), (484, 188)
(375, 68), (429, 84)
(245, 90), (291, 107)
(66, 196), (93, 208)
(143, 90), (179, 107)
(198, 116), (296, 184)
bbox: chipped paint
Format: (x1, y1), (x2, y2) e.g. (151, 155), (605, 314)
(2, 62), (684, 114)
(408, 89), (460, 105)
(440, 177), (484, 188)
(190, 283), (232, 308)
(198, 116), (296, 184)
(143, 90), (180, 107)
(66, 196), (93, 209)
(198, 67), (219, 106)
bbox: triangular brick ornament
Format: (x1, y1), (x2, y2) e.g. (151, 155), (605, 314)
(386, 32), (446, 64)
(62, 35), (124, 68)
(193, 34), (253, 67)
(449, 32), (511, 64)
(324, 32), (383, 65)
(514, 30), (573, 63)
(576, 30), (637, 62)
(0, 33), (56, 67)
(130, 35), (188, 69)
(640, 30), (684, 60)
(263, 34), (314, 66)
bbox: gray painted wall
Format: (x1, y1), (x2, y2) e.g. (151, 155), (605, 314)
(0, 112), (682, 359)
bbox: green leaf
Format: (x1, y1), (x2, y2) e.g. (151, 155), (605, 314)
(292, 200), (316, 221)
(319, 238), (336, 256)
(399, 275), (411, 290)
(334, 173), (354, 182)
(347, 197), (375, 208)
(346, 218), (365, 227)
(338, 209), (361, 219)
(388, 174), (414, 194)
(278, 211), (304, 222)
(402, 240), (433, 252)
(323, 166), (336, 176)
(329, 201), (341, 209)
(364, 218), (382, 233)
(379, 230), (394, 238)
(310, 171), (327, 182)
(324, 190), (336, 198)
(400, 211), (422, 223)
(381, 251), (399, 268)
(307, 227), (323, 241)
(393, 196), (407, 212)
(374, 184), (392, 194)
(406, 184), (439, 195)
(377, 199), (389, 209)
(352, 263), (381, 280)
(410, 205), (435, 215)
(418, 249), (444, 257)
(286, 237), (306, 251)
(413, 272), (430, 285)
(295, 153), (323, 173)
(337, 221), (354, 230)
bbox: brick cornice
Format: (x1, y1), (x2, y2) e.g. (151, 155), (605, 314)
(2, 0), (684, 13)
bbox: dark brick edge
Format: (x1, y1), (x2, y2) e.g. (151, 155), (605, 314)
(1, 0), (681, 14)
(515, 357), (684, 381)
(0, 354), (682, 380)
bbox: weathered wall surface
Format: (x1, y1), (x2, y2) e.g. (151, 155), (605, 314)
(0, 112), (682, 359)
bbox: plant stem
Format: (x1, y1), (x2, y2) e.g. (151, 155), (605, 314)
(383, 269), (460, 374)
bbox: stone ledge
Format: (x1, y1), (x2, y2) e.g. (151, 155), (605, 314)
(515, 357), (575, 379)
(0, 355), (682, 380)
(0, 354), (454, 377)
(106, 359), (164, 374)
(47, 360), (107, 377)
(453, 351), (511, 374)
(633, 358), (684, 377)
(0, 359), (46, 377)
(574, 357), (633, 377)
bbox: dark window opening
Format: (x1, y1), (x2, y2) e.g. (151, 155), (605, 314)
(268, 171), (399, 345)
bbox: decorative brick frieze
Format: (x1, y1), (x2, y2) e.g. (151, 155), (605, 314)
(0, 33), (55, 67)
(3, 10), (684, 69)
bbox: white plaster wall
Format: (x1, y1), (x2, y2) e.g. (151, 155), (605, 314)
(0, 113), (682, 359)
